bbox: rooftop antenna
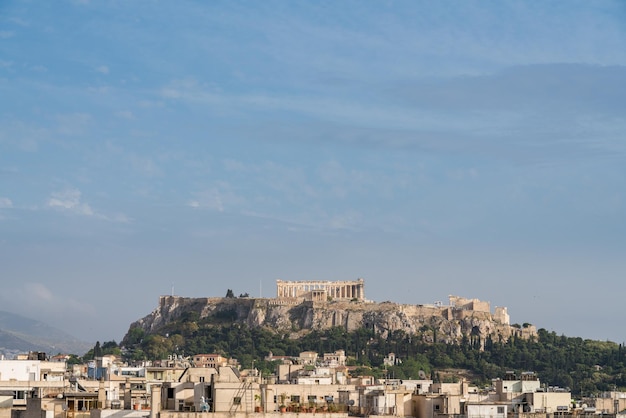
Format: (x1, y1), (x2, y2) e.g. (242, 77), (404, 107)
(171, 283), (174, 296)
(259, 280), (262, 298)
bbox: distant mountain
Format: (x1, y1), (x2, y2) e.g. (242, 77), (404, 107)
(0, 310), (92, 358)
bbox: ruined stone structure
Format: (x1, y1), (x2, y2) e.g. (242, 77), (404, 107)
(447, 295), (510, 325)
(276, 278), (365, 301)
(449, 295), (491, 313)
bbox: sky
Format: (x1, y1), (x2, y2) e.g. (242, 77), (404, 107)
(1, 0), (625, 345)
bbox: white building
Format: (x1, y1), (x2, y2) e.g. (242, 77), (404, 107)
(467, 403), (508, 418)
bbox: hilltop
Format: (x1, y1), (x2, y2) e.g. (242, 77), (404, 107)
(119, 293), (626, 394)
(123, 294), (536, 346)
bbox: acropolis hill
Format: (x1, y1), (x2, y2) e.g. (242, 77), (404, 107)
(125, 279), (537, 345)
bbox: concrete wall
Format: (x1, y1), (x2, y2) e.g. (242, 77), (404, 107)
(528, 392), (572, 413)
(91, 410), (148, 418)
(262, 383), (355, 413)
(467, 404), (507, 418)
(595, 397), (626, 414)
(0, 395), (12, 409)
(160, 412), (347, 418)
(0, 361), (41, 381)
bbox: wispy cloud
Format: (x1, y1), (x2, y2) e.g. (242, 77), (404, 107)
(115, 110), (134, 119)
(192, 158), (400, 232)
(128, 155), (161, 177)
(160, 78), (223, 104)
(47, 189), (94, 216)
(0, 197), (13, 208)
(8, 17), (28, 27)
(25, 282), (54, 302)
(159, 63), (626, 164)
(46, 188), (130, 222)
(0, 197), (13, 221)
(0, 282), (96, 317)
(55, 113), (93, 136)
(188, 182), (245, 212)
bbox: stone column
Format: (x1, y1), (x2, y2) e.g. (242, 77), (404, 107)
(124, 378), (131, 409)
(150, 384), (161, 418)
(98, 379), (106, 409)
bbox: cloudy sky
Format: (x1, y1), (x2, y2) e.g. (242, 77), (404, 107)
(1, 1), (625, 345)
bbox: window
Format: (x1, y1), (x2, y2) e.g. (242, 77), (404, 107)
(199, 376), (205, 382)
(498, 407), (505, 414)
(167, 388), (174, 399)
(233, 397), (241, 405)
(292, 396), (300, 404)
(434, 404), (440, 411)
(308, 396), (316, 403)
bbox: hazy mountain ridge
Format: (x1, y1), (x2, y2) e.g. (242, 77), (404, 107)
(0, 310), (92, 357)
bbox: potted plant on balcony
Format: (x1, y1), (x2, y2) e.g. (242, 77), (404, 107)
(291, 402), (301, 413)
(254, 394), (261, 413)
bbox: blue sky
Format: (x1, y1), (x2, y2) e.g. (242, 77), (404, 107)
(1, 0), (625, 345)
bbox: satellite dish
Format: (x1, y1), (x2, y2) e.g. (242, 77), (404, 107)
(348, 400), (355, 406)
(418, 370), (427, 379)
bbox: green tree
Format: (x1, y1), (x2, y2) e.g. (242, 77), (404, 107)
(94, 341), (102, 357)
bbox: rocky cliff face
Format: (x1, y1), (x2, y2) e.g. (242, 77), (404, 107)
(125, 296), (536, 345)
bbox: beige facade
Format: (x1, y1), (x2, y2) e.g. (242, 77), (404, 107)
(323, 350), (346, 366)
(191, 354), (227, 369)
(298, 352), (318, 365)
(594, 393), (626, 414)
(526, 391), (572, 413)
(146, 366), (188, 382)
(277, 364), (304, 384)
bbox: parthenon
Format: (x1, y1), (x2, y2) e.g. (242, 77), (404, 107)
(276, 278), (365, 302)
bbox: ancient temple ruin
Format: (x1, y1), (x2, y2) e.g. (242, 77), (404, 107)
(276, 278), (365, 302)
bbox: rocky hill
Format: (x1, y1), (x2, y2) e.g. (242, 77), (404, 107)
(124, 295), (536, 346)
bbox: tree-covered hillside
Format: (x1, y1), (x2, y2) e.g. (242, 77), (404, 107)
(121, 318), (626, 397)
